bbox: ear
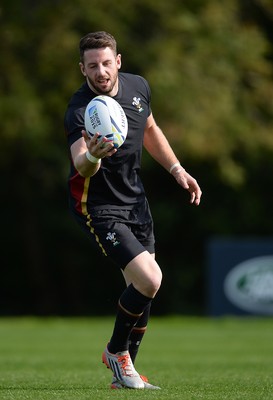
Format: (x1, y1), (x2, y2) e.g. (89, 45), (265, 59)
(116, 54), (122, 70)
(79, 62), (86, 76)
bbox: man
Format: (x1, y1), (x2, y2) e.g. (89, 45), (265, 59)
(64, 31), (202, 390)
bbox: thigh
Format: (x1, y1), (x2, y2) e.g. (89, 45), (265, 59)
(130, 199), (155, 253)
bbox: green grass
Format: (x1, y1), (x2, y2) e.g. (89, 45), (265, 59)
(0, 317), (272, 399)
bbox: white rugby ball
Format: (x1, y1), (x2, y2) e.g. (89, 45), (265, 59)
(84, 95), (128, 148)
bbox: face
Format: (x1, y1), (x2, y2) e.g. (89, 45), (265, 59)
(80, 47), (121, 96)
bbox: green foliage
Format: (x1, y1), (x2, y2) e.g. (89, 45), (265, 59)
(1, 0), (272, 174)
(142, 0), (273, 186)
(0, 0), (273, 315)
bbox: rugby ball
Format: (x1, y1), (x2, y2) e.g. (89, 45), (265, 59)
(84, 95), (128, 148)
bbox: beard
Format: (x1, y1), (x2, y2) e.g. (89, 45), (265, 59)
(86, 73), (118, 95)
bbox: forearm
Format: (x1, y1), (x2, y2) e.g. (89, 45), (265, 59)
(74, 151), (101, 177)
(143, 115), (202, 205)
(143, 123), (181, 173)
(70, 131), (117, 178)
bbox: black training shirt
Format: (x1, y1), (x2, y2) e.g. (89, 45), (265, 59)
(64, 72), (151, 215)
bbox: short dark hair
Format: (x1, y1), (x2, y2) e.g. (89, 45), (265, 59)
(79, 31), (117, 62)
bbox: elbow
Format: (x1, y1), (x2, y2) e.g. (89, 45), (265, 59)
(78, 169), (91, 178)
(75, 163), (100, 178)
(76, 166), (94, 178)
(74, 160), (88, 177)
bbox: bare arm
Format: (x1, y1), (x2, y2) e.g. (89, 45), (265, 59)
(70, 131), (117, 177)
(143, 113), (202, 205)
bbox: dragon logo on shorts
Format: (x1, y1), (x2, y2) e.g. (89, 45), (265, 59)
(106, 232), (120, 247)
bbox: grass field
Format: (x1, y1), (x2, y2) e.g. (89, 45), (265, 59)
(0, 316), (272, 399)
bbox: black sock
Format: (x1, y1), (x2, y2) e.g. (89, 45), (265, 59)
(108, 284), (152, 354)
(129, 302), (151, 364)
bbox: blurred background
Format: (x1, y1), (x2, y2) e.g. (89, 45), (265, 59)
(1, 0), (272, 317)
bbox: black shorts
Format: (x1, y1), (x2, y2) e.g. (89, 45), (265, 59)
(72, 199), (155, 269)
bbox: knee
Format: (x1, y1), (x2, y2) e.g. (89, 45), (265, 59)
(141, 268), (162, 298)
(123, 252), (163, 298)
(150, 275), (162, 298)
